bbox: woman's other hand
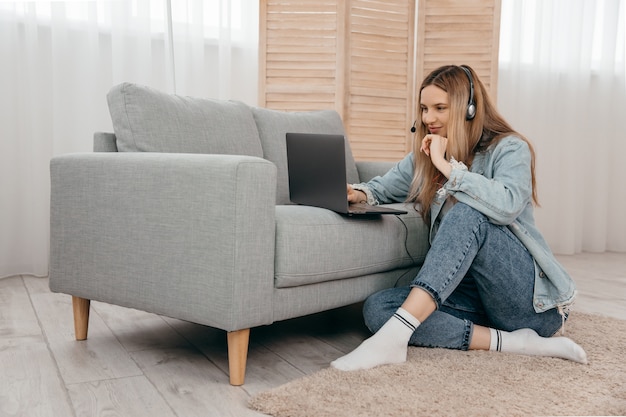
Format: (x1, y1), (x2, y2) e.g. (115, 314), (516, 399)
(420, 134), (452, 178)
(420, 134), (447, 158)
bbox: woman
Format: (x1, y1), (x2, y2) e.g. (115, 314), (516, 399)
(331, 65), (587, 371)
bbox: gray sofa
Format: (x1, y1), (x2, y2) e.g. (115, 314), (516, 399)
(49, 82), (430, 385)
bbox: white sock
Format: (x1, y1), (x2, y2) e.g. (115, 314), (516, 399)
(489, 328), (588, 364)
(331, 307), (420, 371)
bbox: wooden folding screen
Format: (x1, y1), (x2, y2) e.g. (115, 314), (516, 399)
(415, 0), (501, 100)
(259, 0), (501, 161)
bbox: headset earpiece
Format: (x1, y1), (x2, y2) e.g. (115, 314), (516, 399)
(460, 66), (476, 120)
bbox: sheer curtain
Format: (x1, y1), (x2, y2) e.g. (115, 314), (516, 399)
(498, 0), (626, 254)
(0, 0), (259, 279)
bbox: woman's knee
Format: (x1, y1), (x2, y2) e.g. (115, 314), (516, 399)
(446, 202), (485, 223)
(363, 287), (411, 333)
(434, 202), (490, 243)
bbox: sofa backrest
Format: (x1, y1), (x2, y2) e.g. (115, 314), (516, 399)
(106, 82), (360, 206)
(252, 107), (360, 205)
(107, 82), (263, 157)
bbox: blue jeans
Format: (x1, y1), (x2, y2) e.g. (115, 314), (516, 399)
(363, 203), (564, 351)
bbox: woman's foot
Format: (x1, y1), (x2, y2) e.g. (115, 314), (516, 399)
(331, 308), (420, 371)
(491, 328), (588, 364)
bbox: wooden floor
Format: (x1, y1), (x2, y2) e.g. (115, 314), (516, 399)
(1, 252), (625, 417)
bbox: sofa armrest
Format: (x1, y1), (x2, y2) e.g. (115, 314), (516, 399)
(49, 152), (277, 331)
(94, 132), (118, 152)
(355, 160), (396, 182)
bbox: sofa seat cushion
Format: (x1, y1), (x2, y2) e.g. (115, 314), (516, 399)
(251, 107), (359, 205)
(274, 205), (430, 288)
(107, 82), (263, 157)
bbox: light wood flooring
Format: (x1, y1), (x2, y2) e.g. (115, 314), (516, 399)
(1, 252), (625, 417)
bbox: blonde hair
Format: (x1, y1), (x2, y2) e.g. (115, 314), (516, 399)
(407, 65), (539, 222)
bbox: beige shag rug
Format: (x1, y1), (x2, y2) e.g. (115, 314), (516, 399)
(249, 313), (626, 417)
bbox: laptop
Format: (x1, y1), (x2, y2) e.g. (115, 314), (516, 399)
(286, 132), (408, 216)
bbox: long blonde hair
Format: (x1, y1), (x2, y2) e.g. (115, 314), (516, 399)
(407, 65), (539, 222)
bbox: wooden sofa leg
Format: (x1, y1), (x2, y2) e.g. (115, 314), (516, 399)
(227, 328), (250, 386)
(72, 296), (90, 341)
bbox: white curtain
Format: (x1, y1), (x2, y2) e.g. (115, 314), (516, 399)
(0, 0), (259, 279)
(2, 0), (624, 279)
(498, 0), (626, 254)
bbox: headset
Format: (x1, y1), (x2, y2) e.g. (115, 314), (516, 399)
(410, 65), (476, 133)
(460, 65), (476, 120)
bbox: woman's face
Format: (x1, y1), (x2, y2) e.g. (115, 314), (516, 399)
(420, 85), (449, 137)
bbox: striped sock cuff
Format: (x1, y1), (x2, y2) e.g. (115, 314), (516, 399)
(394, 307), (420, 332)
(490, 328), (503, 352)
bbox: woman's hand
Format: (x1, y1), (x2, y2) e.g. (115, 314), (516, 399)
(420, 134), (452, 178)
(420, 134), (447, 158)
(347, 184), (367, 203)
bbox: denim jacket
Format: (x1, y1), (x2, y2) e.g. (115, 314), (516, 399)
(355, 135), (576, 314)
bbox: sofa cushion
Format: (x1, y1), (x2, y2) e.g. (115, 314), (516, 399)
(273, 205), (430, 288)
(107, 82), (263, 157)
(252, 107), (359, 205)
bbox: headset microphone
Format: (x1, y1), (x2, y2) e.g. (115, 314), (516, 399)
(410, 120), (417, 133)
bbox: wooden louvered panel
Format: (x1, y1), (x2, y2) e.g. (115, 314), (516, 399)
(259, 0), (342, 112)
(347, 0), (415, 161)
(416, 0), (501, 100)
(259, 0), (501, 161)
